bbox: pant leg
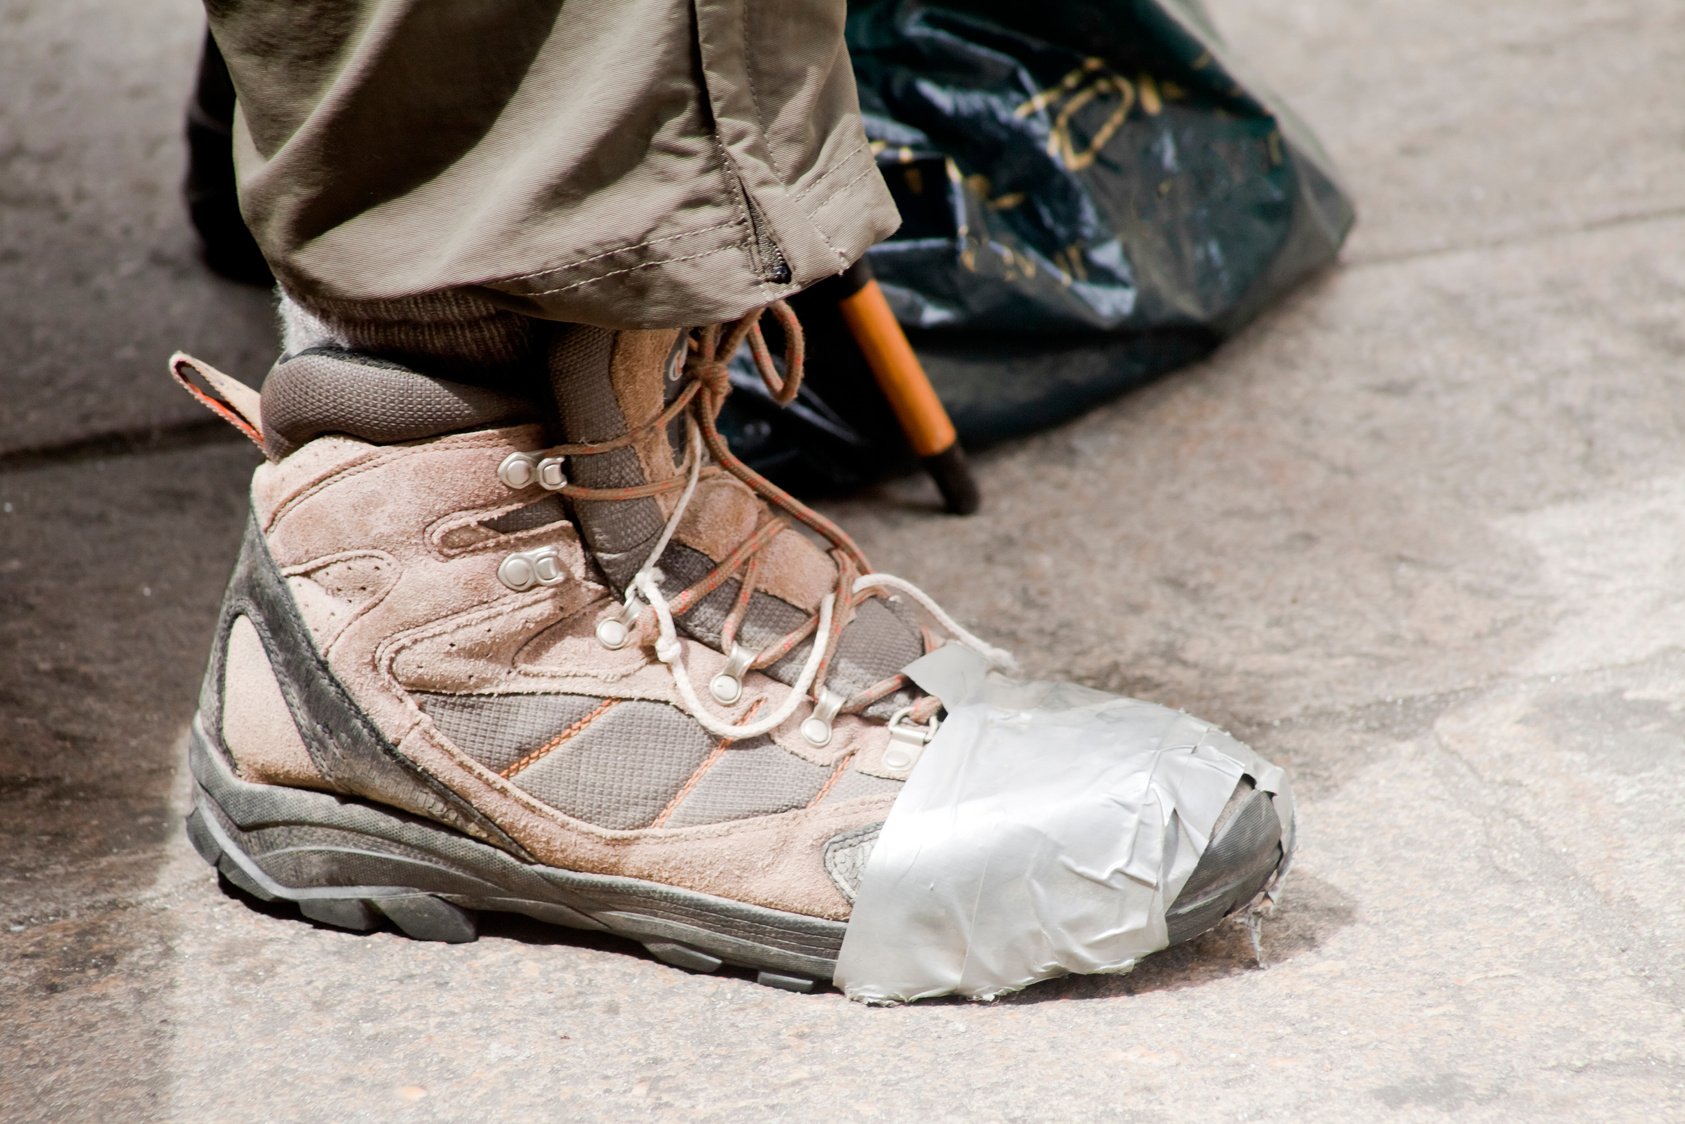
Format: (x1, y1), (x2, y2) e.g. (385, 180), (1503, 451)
(207, 0), (899, 331)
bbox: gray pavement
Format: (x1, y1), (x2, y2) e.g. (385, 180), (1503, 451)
(3, 0), (1683, 1119)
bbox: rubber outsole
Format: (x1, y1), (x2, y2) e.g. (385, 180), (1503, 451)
(186, 718), (839, 992)
(187, 717), (1289, 996)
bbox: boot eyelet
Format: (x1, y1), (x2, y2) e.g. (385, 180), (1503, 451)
(596, 594), (643, 650)
(498, 547), (565, 592)
(709, 644), (755, 705)
(498, 452), (540, 489)
(801, 689), (845, 747)
(882, 707), (940, 773)
(881, 742), (917, 771)
(498, 553), (536, 592)
(536, 456), (568, 490)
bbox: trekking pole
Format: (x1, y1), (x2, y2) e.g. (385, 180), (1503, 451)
(833, 259), (981, 515)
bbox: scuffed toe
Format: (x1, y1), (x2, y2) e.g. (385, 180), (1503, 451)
(1166, 779), (1290, 945)
(833, 645), (1297, 1003)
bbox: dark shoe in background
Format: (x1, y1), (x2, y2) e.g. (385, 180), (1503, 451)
(184, 29), (272, 288)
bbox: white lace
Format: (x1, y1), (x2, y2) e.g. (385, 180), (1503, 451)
(596, 417), (1013, 741)
(851, 573), (1017, 672)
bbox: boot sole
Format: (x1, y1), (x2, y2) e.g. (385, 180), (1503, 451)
(185, 718), (840, 991)
(186, 718), (1290, 994)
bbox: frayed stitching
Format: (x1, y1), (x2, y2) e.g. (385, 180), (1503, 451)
(519, 245), (743, 298)
(498, 221), (741, 284)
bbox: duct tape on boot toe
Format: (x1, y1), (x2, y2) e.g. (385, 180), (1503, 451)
(833, 644), (1294, 1005)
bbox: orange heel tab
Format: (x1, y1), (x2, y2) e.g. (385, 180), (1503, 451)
(170, 352), (265, 451)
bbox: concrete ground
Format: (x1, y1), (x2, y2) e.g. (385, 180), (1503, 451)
(3, 0), (1683, 1119)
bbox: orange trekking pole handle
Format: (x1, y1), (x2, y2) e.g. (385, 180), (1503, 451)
(834, 261), (980, 514)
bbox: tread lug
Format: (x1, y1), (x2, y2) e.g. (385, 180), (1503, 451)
(217, 861), (277, 902)
(300, 898), (381, 932)
(375, 895), (478, 943)
(184, 808), (223, 867)
(644, 941), (724, 974)
(756, 969), (820, 994)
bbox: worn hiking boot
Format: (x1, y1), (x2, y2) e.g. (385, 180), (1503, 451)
(173, 303), (1294, 1002)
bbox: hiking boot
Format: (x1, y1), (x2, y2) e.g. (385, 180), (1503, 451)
(172, 303), (1294, 1001)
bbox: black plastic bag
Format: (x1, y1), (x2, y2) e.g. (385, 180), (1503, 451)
(721, 0), (1353, 488)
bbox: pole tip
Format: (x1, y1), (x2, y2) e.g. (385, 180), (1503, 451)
(922, 443), (981, 515)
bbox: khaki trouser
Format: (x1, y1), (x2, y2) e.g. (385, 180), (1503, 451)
(207, 0), (900, 332)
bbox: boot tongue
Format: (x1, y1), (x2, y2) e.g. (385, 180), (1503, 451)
(544, 325), (927, 710)
(545, 325), (688, 591)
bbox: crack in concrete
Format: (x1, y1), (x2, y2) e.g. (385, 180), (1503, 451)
(0, 417), (246, 474)
(1346, 205), (1685, 271)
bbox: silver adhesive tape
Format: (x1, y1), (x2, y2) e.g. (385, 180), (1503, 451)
(833, 644), (1293, 1004)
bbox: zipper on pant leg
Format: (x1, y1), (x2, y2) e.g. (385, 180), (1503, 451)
(713, 126), (792, 285)
(736, 178), (791, 285)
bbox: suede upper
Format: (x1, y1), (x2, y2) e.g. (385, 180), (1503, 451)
(227, 423), (907, 919)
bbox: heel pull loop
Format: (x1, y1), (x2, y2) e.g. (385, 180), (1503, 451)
(170, 351), (265, 452)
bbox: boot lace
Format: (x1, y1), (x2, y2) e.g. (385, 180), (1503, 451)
(500, 301), (1012, 746)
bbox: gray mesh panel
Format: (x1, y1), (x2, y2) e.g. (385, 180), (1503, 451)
(512, 700), (714, 829)
(680, 578), (741, 645)
(733, 589), (809, 651)
(547, 325), (664, 584)
(765, 639), (816, 691)
(710, 568), (923, 709)
(573, 446), (663, 569)
(661, 543), (919, 704)
(483, 496), (569, 535)
(663, 738), (832, 828)
(659, 545), (726, 641)
(417, 692), (606, 775)
(546, 325), (621, 439)
(819, 769), (903, 805)
(830, 598), (925, 692)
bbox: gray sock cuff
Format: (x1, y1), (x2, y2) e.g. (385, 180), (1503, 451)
(278, 289), (537, 380)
